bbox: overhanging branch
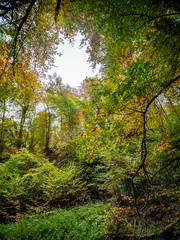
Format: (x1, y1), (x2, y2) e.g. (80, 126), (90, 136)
(144, 74), (180, 114)
(131, 74), (180, 214)
(13, 0), (37, 74)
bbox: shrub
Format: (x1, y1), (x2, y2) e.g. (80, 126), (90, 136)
(0, 149), (77, 221)
(0, 149), (110, 222)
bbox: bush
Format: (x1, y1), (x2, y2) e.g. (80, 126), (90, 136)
(0, 149), (80, 221)
(0, 149), (111, 222)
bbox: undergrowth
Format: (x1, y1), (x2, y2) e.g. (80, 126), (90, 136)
(0, 202), (119, 240)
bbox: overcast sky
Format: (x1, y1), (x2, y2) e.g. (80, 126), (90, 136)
(47, 33), (100, 88)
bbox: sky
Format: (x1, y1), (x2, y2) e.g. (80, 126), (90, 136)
(47, 33), (100, 88)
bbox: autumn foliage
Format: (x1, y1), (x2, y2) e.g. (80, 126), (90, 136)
(0, 0), (179, 239)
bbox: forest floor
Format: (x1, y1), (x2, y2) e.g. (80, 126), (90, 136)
(0, 197), (179, 240)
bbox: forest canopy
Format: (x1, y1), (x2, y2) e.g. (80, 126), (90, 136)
(0, 0), (179, 239)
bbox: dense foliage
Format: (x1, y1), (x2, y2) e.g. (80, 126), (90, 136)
(0, 0), (179, 239)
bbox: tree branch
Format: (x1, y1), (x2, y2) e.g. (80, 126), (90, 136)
(54, 0), (61, 22)
(131, 74), (180, 214)
(144, 74), (180, 114)
(13, 0), (37, 74)
(118, 12), (179, 20)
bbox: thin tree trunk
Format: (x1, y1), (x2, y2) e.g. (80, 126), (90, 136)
(0, 99), (6, 153)
(45, 105), (51, 150)
(17, 105), (28, 148)
(29, 110), (36, 152)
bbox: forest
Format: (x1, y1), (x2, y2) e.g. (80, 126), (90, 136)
(0, 0), (179, 239)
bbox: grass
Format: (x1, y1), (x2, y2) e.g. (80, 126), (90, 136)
(1, 201), (179, 240)
(0, 202), (117, 240)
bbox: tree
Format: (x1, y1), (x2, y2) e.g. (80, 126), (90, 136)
(0, 0), (61, 76)
(67, 0), (180, 209)
(0, 64), (42, 155)
(46, 74), (83, 138)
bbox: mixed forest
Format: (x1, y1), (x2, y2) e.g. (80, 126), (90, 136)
(0, 0), (179, 239)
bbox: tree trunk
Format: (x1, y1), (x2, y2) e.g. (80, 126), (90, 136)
(17, 105), (28, 148)
(45, 105), (51, 150)
(0, 100), (6, 153)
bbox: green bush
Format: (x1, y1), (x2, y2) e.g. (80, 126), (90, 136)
(0, 149), (85, 221)
(0, 149), (112, 222)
